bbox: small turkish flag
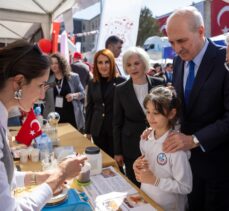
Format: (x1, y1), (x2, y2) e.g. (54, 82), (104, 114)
(16, 109), (42, 146)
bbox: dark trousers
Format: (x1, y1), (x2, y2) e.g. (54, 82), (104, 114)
(124, 157), (140, 187)
(188, 174), (229, 211)
(92, 133), (114, 158)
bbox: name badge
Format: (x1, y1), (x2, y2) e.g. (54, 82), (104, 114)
(55, 96), (63, 108)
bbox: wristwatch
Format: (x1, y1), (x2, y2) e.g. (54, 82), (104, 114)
(192, 135), (200, 146)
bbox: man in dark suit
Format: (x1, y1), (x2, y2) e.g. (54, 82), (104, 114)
(163, 6), (229, 211)
(105, 35), (123, 59)
(71, 52), (91, 89)
(164, 63), (173, 84)
(105, 35), (123, 75)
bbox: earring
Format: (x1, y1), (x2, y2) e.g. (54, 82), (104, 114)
(14, 89), (22, 100)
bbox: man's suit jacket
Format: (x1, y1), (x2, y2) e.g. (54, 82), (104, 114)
(71, 61), (90, 88)
(173, 40), (229, 179)
(85, 76), (126, 137)
(113, 76), (164, 159)
(165, 71), (173, 83)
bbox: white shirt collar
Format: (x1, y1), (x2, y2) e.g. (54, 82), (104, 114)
(148, 129), (171, 143)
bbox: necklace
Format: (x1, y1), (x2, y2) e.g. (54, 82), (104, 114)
(55, 78), (63, 88)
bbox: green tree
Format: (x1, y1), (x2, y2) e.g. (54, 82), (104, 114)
(137, 7), (162, 46)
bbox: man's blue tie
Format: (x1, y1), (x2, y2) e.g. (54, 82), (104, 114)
(184, 60), (195, 104)
(169, 72), (172, 82)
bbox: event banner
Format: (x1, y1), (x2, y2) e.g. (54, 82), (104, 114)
(96, 0), (143, 75)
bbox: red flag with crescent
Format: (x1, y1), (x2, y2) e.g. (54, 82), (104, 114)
(156, 14), (170, 36)
(16, 109), (42, 146)
(211, 0), (229, 36)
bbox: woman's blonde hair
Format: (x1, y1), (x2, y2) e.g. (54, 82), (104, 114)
(122, 46), (150, 75)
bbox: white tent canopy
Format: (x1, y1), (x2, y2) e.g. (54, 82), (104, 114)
(0, 0), (99, 43)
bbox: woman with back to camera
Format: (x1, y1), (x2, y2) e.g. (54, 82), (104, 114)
(0, 40), (86, 210)
(113, 47), (164, 186)
(85, 49), (126, 157)
(43, 53), (85, 132)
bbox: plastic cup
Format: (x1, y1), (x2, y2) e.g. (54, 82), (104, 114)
(20, 149), (29, 163)
(31, 149), (40, 162)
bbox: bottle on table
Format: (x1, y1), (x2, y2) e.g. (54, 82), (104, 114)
(36, 133), (53, 162)
(34, 106), (43, 127)
(85, 146), (102, 175)
(42, 123), (59, 146)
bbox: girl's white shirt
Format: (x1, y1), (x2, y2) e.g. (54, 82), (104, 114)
(140, 129), (192, 211)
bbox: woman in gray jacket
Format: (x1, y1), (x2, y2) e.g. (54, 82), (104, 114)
(43, 53), (85, 131)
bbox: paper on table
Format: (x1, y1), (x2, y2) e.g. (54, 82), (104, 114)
(95, 192), (157, 211)
(82, 166), (157, 211)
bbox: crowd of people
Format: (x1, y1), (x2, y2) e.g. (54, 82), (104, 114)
(0, 5), (229, 211)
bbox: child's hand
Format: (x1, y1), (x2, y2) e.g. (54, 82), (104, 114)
(137, 167), (157, 185)
(133, 155), (144, 170)
(133, 156), (148, 171)
(133, 156), (144, 181)
(134, 156), (149, 182)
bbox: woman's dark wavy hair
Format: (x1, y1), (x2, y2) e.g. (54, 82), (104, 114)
(0, 39), (50, 90)
(50, 53), (71, 79)
(143, 86), (181, 127)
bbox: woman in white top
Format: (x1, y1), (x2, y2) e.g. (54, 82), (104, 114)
(133, 86), (192, 211)
(113, 47), (164, 186)
(0, 40), (86, 210)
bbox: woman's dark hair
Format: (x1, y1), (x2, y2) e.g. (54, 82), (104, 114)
(143, 86), (180, 127)
(93, 49), (116, 82)
(50, 53), (71, 79)
(0, 39), (50, 90)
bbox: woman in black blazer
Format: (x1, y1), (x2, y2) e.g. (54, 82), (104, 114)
(85, 49), (126, 157)
(113, 47), (164, 186)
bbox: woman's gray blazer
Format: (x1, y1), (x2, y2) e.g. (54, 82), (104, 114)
(43, 72), (85, 129)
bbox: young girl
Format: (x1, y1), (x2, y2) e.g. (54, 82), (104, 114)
(133, 86), (192, 211)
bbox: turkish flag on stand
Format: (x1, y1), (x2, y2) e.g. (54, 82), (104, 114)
(16, 109), (42, 146)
